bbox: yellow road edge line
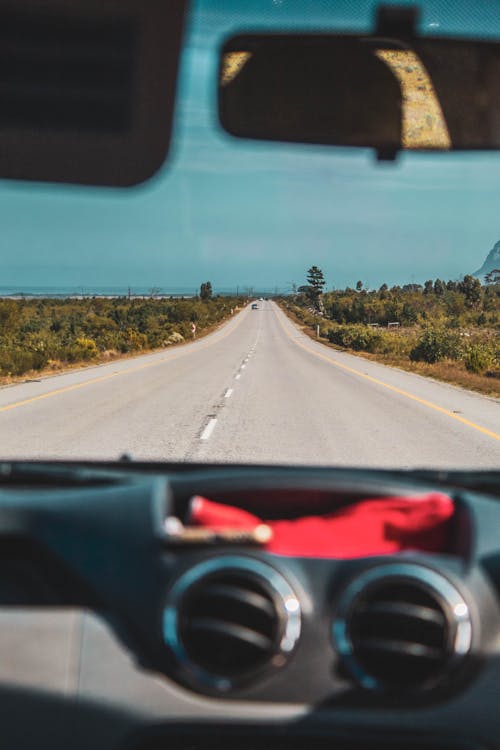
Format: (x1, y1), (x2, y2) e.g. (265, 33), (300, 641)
(275, 306), (500, 443)
(0, 308), (249, 414)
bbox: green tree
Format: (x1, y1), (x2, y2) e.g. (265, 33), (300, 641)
(434, 279), (445, 295)
(306, 266), (326, 310)
(401, 302), (418, 325)
(200, 281), (213, 300)
(423, 280), (434, 295)
(459, 274), (482, 308)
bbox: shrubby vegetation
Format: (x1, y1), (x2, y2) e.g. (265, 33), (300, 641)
(281, 273), (500, 388)
(0, 295), (241, 378)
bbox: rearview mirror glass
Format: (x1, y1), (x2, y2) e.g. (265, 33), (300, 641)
(219, 32), (500, 157)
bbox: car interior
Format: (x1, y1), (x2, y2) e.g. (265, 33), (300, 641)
(0, 1), (498, 749)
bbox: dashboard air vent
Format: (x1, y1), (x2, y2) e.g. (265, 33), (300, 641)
(163, 556), (301, 692)
(334, 564), (472, 694)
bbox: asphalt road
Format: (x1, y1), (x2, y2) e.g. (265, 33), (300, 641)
(0, 301), (498, 468)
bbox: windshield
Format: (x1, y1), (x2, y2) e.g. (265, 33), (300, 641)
(0, 0), (498, 468)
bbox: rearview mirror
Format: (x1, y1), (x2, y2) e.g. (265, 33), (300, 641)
(219, 15), (500, 158)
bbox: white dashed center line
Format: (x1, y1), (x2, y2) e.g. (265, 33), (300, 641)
(200, 418), (217, 441)
(199, 336), (260, 442)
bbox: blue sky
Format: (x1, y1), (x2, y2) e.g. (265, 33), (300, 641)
(2, 0), (500, 291)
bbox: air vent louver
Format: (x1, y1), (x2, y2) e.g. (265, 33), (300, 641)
(163, 557), (301, 691)
(334, 564), (472, 694)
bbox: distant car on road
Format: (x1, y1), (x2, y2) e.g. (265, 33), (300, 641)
(251, 303), (258, 309)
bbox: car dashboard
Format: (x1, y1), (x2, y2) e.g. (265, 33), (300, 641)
(0, 461), (498, 750)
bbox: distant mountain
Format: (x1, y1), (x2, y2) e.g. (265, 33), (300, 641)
(473, 240), (500, 279)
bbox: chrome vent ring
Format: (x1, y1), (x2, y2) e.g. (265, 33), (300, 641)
(162, 556), (301, 692)
(333, 563), (473, 694)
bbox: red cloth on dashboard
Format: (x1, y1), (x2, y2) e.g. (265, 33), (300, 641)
(188, 493), (454, 558)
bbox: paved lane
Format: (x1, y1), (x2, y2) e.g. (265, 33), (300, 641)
(0, 301), (498, 468)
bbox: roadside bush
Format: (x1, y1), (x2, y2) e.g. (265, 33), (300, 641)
(464, 344), (494, 374)
(166, 332), (184, 345)
(66, 337), (99, 362)
(0, 296), (241, 379)
(327, 324), (383, 352)
(410, 326), (462, 363)
(317, 320), (338, 338)
(0, 347), (47, 375)
(376, 330), (418, 358)
(286, 304), (319, 328)
(145, 331), (161, 348)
